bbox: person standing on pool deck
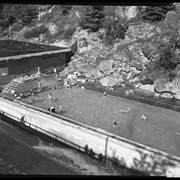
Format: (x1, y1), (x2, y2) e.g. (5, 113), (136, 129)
(59, 105), (62, 113)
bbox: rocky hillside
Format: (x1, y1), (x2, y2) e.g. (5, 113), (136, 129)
(2, 4), (180, 100)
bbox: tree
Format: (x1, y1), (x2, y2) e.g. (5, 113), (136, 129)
(79, 6), (104, 32)
(0, 4), (16, 28)
(137, 4), (176, 23)
(12, 4), (38, 26)
(61, 5), (72, 16)
(0, 4), (38, 29)
(159, 5), (180, 50)
(103, 17), (128, 45)
(146, 43), (180, 80)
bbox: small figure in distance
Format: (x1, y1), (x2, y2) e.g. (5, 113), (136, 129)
(59, 105), (62, 113)
(30, 89), (34, 96)
(81, 85), (85, 90)
(103, 91), (107, 97)
(50, 106), (56, 113)
(36, 94), (40, 102)
(19, 92), (24, 99)
(141, 114), (147, 121)
(48, 92), (53, 101)
(29, 98), (34, 104)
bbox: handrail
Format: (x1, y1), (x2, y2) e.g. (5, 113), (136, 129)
(0, 110), (83, 151)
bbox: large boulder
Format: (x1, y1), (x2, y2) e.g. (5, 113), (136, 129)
(129, 44), (149, 65)
(125, 6), (138, 19)
(98, 60), (114, 75)
(154, 77), (172, 93)
(83, 67), (104, 79)
(161, 93), (174, 99)
(121, 63), (130, 72)
(130, 67), (142, 76)
(126, 23), (155, 40)
(139, 84), (154, 92)
(99, 76), (124, 87)
(48, 23), (58, 36)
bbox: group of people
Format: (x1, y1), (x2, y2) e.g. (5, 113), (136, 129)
(14, 92), (25, 102)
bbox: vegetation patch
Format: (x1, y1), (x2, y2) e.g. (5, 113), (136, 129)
(23, 25), (48, 39)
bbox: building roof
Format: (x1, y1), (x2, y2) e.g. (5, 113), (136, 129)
(0, 40), (68, 58)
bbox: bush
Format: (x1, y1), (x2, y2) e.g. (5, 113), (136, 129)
(103, 18), (128, 45)
(64, 27), (76, 39)
(155, 44), (179, 70)
(11, 22), (23, 32)
(23, 25), (48, 39)
(79, 6), (104, 32)
(43, 26), (65, 43)
(137, 4), (176, 23)
(146, 43), (180, 80)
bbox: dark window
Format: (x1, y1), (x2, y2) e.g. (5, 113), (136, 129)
(0, 61), (7, 68)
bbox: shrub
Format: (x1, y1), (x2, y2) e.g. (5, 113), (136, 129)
(11, 22), (23, 32)
(23, 25), (48, 39)
(64, 27), (76, 39)
(44, 26), (65, 43)
(155, 44), (179, 70)
(146, 43), (180, 80)
(137, 4), (176, 23)
(103, 18), (128, 45)
(79, 6), (104, 32)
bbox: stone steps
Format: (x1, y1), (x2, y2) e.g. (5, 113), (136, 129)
(2, 80), (23, 95)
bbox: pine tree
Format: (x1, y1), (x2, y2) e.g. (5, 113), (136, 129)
(137, 4), (176, 23)
(79, 6), (104, 32)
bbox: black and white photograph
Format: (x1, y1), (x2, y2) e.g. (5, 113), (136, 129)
(0, 1), (180, 177)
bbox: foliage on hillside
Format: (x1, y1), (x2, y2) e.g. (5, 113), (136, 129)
(79, 6), (105, 32)
(0, 4), (38, 29)
(137, 4), (176, 23)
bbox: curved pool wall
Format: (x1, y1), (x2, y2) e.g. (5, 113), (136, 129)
(0, 98), (180, 177)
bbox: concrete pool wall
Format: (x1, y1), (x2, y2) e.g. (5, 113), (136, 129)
(0, 98), (180, 177)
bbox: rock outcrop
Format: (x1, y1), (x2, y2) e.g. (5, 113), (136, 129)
(99, 76), (124, 87)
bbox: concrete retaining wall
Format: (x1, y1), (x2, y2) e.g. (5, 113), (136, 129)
(7, 51), (67, 75)
(0, 98), (180, 177)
